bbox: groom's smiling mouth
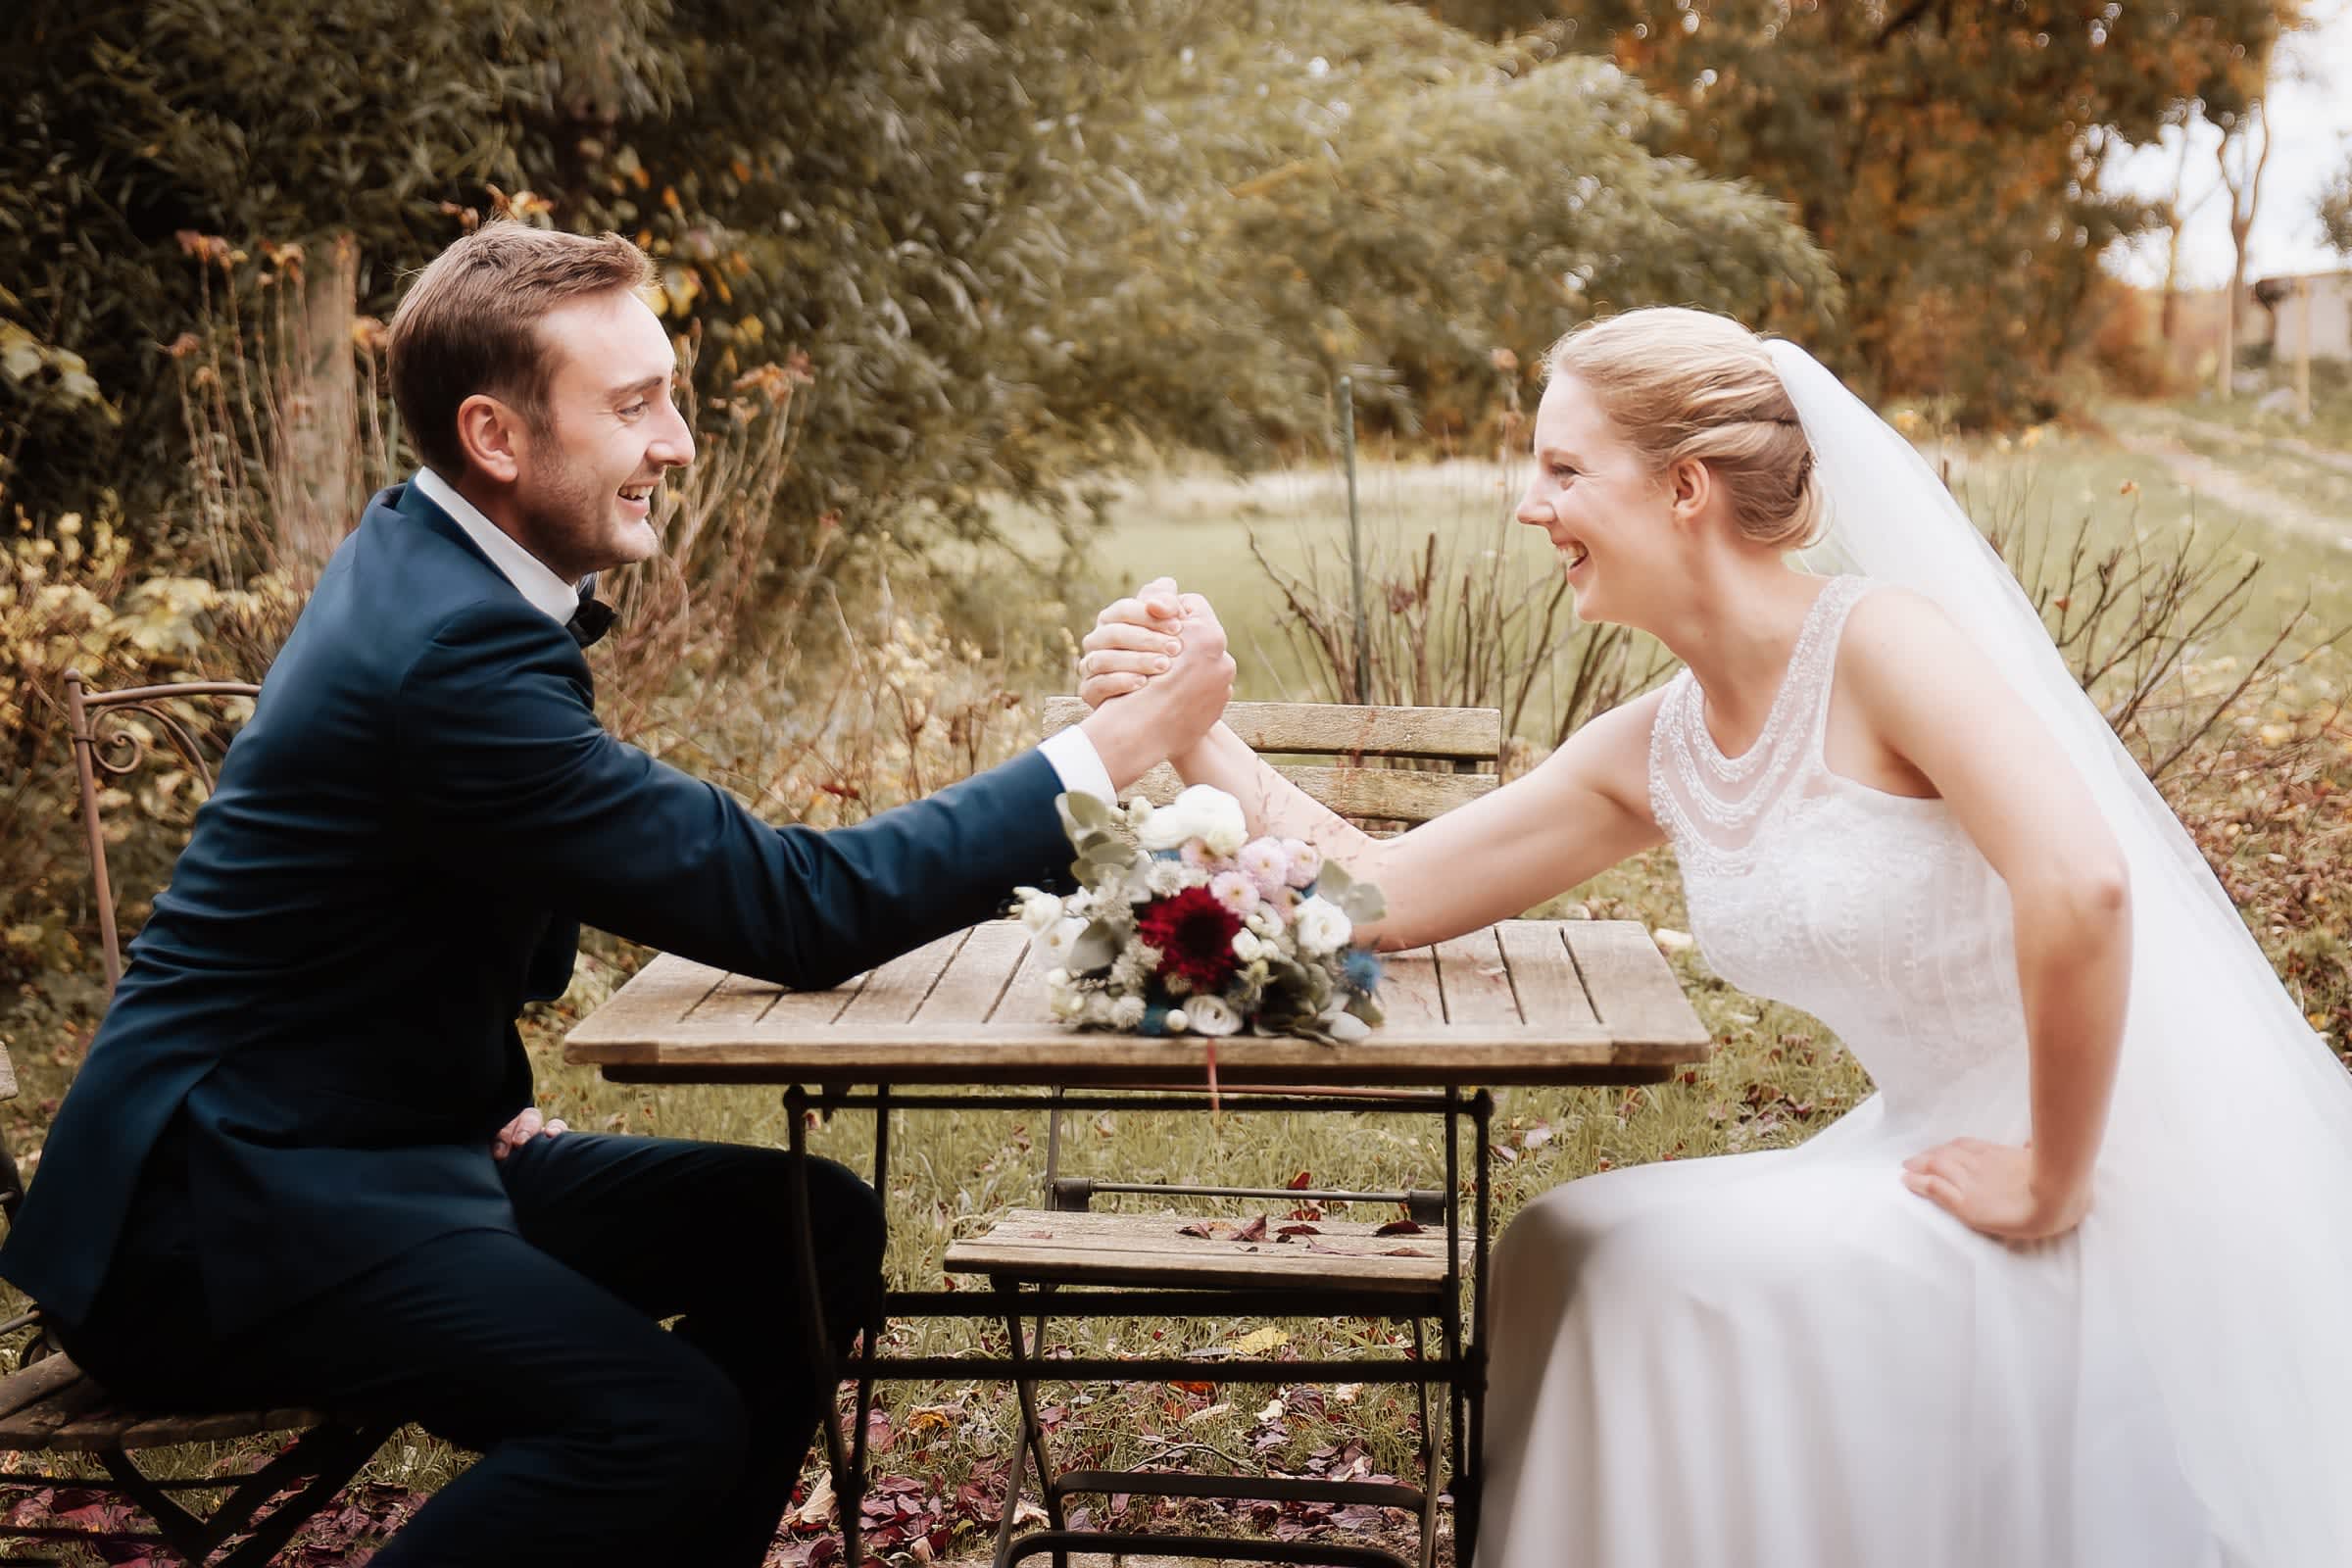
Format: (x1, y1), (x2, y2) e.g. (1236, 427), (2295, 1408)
(617, 481), (659, 514)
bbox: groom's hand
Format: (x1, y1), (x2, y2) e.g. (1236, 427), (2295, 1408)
(492, 1105), (568, 1161)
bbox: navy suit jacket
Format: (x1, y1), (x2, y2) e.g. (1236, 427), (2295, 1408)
(3, 482), (1074, 1333)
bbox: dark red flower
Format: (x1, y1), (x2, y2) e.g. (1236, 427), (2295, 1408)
(1136, 886), (1244, 993)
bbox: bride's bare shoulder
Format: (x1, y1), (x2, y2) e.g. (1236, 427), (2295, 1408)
(1837, 583), (1980, 702)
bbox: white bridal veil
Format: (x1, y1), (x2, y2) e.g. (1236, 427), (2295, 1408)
(1769, 338), (2352, 1566)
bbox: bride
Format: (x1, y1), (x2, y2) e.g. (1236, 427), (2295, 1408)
(1077, 307), (2352, 1566)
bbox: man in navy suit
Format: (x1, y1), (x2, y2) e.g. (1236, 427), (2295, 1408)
(0, 222), (1230, 1566)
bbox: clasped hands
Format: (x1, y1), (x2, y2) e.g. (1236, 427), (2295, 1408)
(1079, 575), (1214, 709)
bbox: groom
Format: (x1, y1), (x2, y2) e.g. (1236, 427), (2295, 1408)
(0, 222), (1234, 1566)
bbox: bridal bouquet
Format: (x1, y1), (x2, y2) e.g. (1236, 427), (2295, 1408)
(1013, 785), (1387, 1046)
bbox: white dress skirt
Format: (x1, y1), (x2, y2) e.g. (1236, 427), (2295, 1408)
(1473, 577), (2225, 1568)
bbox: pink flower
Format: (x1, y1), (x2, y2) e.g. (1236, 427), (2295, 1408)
(1238, 838), (1290, 899)
(1282, 838), (1322, 889)
(1208, 870), (1261, 918)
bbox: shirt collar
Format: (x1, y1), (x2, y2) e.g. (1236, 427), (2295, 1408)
(411, 466), (584, 626)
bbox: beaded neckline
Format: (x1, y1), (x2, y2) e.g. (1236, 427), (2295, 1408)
(1686, 576), (1863, 774)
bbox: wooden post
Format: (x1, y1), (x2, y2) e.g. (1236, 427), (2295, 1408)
(2295, 276), (2313, 424)
(1339, 375), (1369, 704)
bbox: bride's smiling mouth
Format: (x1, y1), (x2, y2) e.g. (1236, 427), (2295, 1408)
(1557, 539), (1591, 572)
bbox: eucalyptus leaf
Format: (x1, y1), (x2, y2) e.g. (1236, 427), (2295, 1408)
(1068, 920), (1120, 971)
(1062, 791), (1116, 833)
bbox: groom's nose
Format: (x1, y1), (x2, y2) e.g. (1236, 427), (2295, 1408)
(653, 399), (696, 469)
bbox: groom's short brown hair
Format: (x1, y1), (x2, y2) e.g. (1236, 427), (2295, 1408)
(388, 221), (655, 480)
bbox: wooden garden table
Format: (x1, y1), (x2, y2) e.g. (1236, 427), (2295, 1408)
(564, 915), (1709, 1566)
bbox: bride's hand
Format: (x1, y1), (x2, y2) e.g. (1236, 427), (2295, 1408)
(1080, 575), (1188, 707)
(1902, 1137), (2089, 1242)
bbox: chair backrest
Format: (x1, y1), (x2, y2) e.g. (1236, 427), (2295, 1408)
(64, 669), (261, 996)
(1039, 696), (1502, 826)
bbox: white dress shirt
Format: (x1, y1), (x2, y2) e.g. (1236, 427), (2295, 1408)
(407, 467), (1116, 802)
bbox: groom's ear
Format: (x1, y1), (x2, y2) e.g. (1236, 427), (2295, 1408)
(454, 393), (526, 486)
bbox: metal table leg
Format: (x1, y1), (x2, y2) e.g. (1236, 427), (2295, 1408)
(1460, 1089), (1494, 1564)
(785, 1083), (860, 1568)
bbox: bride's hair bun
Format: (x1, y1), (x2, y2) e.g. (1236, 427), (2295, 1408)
(1543, 307), (1823, 552)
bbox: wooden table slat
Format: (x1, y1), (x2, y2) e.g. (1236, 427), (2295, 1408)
(1379, 946), (1445, 1025)
(1570, 922), (1714, 1050)
(910, 920), (1028, 1026)
(989, 935), (1053, 1024)
(688, 970), (788, 1027)
(833, 929), (972, 1026)
(569, 955), (725, 1043)
(1497, 920), (1598, 1029)
(1431, 927), (1520, 1026)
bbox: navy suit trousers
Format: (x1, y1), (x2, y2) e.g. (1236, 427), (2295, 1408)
(59, 1132), (884, 1566)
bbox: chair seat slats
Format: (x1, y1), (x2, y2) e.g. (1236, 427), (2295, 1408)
(946, 1207), (1474, 1293)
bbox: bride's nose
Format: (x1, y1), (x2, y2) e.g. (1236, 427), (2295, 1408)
(1515, 485), (1551, 527)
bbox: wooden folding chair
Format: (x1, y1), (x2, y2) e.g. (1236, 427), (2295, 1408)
(0, 671), (398, 1565)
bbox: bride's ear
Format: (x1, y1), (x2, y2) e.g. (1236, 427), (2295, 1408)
(1664, 455), (1712, 528)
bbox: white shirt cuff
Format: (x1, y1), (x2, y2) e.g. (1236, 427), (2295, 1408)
(1038, 725), (1117, 804)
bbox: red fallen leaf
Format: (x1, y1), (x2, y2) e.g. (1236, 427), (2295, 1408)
(1288, 1170), (1313, 1189)
(1276, 1223), (1321, 1238)
(1383, 1247), (1423, 1256)
(1287, 1204), (1324, 1221)
(1375, 1219), (1426, 1236)
(1170, 1380), (1216, 1396)
(1176, 1221), (1227, 1240)
(1234, 1213), (1269, 1242)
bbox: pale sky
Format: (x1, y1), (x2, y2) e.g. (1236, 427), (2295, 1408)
(2103, 0), (2352, 288)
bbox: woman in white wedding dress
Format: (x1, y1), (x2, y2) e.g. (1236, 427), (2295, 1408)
(1080, 308), (2352, 1566)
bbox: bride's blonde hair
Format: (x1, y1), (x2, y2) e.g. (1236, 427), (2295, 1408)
(1544, 307), (1823, 551)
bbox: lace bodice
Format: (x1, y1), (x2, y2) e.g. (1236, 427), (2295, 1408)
(1647, 576), (2028, 1121)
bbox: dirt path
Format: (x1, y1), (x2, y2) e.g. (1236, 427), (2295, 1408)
(2150, 411), (2352, 481)
(2103, 412), (2352, 555)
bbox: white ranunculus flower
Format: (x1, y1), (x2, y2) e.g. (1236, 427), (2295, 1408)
(1036, 915), (1089, 963)
(1246, 910), (1283, 940)
(1137, 784), (1249, 857)
(1185, 994), (1242, 1036)
(1231, 929), (1264, 962)
(1291, 896), (1352, 956)
(1016, 887), (1064, 934)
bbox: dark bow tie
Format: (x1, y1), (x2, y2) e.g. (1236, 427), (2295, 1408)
(565, 576), (617, 650)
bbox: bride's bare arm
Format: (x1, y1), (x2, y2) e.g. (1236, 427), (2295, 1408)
(1838, 587), (2132, 1240)
(1081, 587), (1668, 950)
